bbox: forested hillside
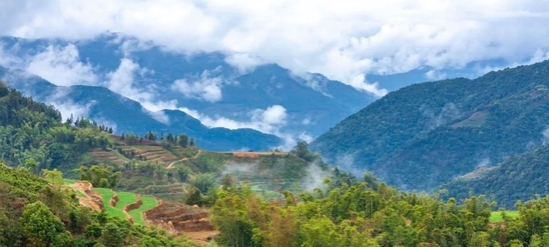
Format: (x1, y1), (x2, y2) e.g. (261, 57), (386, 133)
(0, 81), (326, 203)
(443, 143), (549, 208)
(312, 60), (549, 191)
(0, 81), (113, 170)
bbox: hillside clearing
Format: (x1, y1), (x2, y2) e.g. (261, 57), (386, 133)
(490, 211), (519, 222)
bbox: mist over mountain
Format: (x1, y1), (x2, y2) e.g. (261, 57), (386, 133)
(312, 59), (549, 192)
(442, 142), (549, 208)
(0, 33), (379, 149)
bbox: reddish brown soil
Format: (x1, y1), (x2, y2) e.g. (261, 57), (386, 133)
(71, 181), (104, 212)
(144, 201), (218, 244)
(230, 151), (288, 158)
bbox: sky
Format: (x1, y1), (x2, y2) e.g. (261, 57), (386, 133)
(1, 0), (549, 98)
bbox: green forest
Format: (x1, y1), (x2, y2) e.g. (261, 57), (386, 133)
(8, 156), (549, 246)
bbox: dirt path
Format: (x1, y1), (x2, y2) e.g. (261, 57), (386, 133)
(167, 150), (201, 169)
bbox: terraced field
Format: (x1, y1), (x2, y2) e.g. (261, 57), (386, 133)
(93, 188), (127, 219)
(129, 196), (158, 225)
(90, 144), (198, 167)
(75, 182), (215, 243)
(130, 145), (179, 165)
(92, 188), (159, 225)
(91, 148), (128, 165)
(114, 192), (138, 210)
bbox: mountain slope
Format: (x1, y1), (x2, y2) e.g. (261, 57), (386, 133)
(311, 59), (549, 191)
(442, 143), (549, 208)
(0, 68), (281, 151)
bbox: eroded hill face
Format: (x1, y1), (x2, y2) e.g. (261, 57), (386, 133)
(312, 60), (549, 191)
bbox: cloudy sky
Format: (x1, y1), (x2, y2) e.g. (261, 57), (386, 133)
(1, 0), (549, 97)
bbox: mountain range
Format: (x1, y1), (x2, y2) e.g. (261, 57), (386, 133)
(312, 59), (549, 196)
(0, 67), (282, 151)
(0, 33), (376, 151)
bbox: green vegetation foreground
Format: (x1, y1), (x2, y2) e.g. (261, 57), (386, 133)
(211, 173), (549, 247)
(0, 163), (198, 247)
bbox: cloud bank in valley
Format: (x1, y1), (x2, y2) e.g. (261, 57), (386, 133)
(1, 0), (548, 97)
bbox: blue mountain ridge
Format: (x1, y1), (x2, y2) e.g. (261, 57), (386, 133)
(0, 67), (281, 151)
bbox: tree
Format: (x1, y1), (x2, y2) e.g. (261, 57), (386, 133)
(291, 141), (317, 162)
(178, 134), (189, 148)
(212, 194), (258, 247)
(77, 164), (120, 188)
(99, 223), (124, 247)
(193, 173), (216, 193)
(20, 201), (70, 247)
(166, 133), (175, 144)
(25, 158), (38, 175)
(144, 132), (156, 141)
(65, 114), (74, 125)
(42, 168), (64, 185)
(176, 166), (190, 182)
(186, 187), (203, 206)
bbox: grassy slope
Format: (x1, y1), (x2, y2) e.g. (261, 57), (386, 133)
(92, 187), (158, 225)
(93, 188), (127, 219)
(129, 196), (158, 225)
(114, 192), (138, 210)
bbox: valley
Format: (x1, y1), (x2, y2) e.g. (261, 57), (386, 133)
(4, 64), (549, 246)
(3, 1), (549, 246)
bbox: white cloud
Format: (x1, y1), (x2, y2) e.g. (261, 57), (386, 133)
(50, 101), (93, 121)
(0, 42), (21, 68)
(146, 110), (170, 125)
(3, 0), (549, 96)
(26, 44), (98, 86)
(425, 70), (448, 81)
(476, 48), (549, 75)
(179, 104), (308, 150)
(105, 57), (177, 116)
(45, 87), (95, 120)
(179, 104), (287, 134)
(106, 58), (151, 101)
(224, 53), (264, 74)
(171, 71), (224, 102)
(257, 105), (287, 125)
